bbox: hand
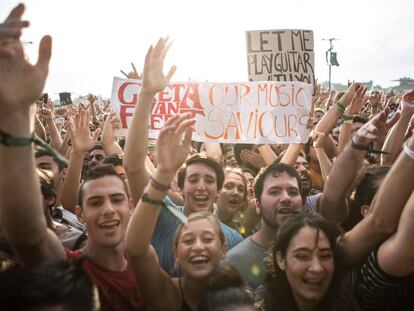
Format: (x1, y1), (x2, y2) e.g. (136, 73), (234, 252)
(369, 90), (381, 107)
(240, 149), (266, 169)
(87, 93), (97, 104)
(120, 62), (141, 80)
(353, 108), (400, 146)
(0, 4), (51, 114)
(401, 90), (414, 116)
(102, 111), (120, 144)
(347, 86), (367, 115)
(156, 113), (194, 177)
(68, 109), (100, 154)
(312, 132), (326, 149)
(0, 4), (29, 59)
(39, 107), (53, 122)
(141, 37), (176, 95)
(55, 106), (68, 118)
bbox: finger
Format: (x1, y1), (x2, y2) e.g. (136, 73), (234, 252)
(6, 3), (25, 21)
(92, 128), (101, 142)
(175, 118), (195, 135)
(143, 45), (153, 77)
(36, 35), (52, 73)
(166, 65), (177, 82)
(161, 40), (173, 60)
(131, 62), (138, 75)
(172, 112), (192, 130)
(153, 37), (164, 58)
(183, 125), (193, 148)
(120, 70), (128, 78)
(386, 111), (400, 129)
(163, 113), (180, 127)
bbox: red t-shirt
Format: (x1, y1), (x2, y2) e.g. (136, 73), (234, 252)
(66, 250), (145, 311)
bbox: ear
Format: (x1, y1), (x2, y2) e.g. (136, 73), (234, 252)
(75, 205), (85, 223)
(255, 199), (261, 216)
(220, 242), (228, 259)
(47, 196), (56, 209)
(60, 167), (67, 181)
(276, 251), (285, 271)
(360, 204), (370, 217)
(128, 199), (135, 216)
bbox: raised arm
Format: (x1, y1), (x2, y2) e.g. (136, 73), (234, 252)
(101, 111), (123, 155)
(320, 109), (398, 224)
(126, 113), (194, 309)
(61, 109), (100, 213)
(337, 111), (411, 267)
(314, 83), (359, 135)
(381, 90), (414, 165)
(124, 38), (176, 205)
(0, 4), (64, 265)
(312, 133), (332, 184)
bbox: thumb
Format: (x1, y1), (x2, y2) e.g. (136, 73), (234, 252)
(36, 35), (52, 73)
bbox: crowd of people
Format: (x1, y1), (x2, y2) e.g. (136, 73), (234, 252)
(1, 3), (414, 311)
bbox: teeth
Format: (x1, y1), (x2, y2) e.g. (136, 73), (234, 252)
(190, 256), (209, 264)
(99, 220), (119, 228)
(193, 195), (208, 202)
(304, 278), (322, 285)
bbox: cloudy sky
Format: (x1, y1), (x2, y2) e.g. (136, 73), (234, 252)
(1, 0), (413, 99)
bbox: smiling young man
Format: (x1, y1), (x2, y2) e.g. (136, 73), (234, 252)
(223, 162), (304, 288)
(0, 5), (145, 310)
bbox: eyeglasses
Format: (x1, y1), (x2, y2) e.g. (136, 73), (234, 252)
(88, 154), (105, 161)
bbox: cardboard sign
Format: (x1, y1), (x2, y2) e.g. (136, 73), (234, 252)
(111, 77), (312, 144)
(246, 29), (315, 86)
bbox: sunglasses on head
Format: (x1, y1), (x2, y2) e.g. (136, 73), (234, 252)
(88, 154), (105, 161)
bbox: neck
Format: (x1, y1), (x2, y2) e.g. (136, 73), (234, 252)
(81, 241), (127, 271)
(294, 294), (319, 311)
(216, 206), (233, 224)
(252, 221), (275, 248)
(180, 275), (207, 309)
(183, 204), (213, 216)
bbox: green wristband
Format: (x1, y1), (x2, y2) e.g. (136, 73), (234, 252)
(336, 102), (346, 114)
(141, 193), (165, 206)
(0, 129), (34, 146)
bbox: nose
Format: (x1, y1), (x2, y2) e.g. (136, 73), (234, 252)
(308, 256), (324, 273)
(192, 237), (205, 251)
(279, 190), (291, 203)
(196, 180), (207, 190)
(102, 200), (116, 217)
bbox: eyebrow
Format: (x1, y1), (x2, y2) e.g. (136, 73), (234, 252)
(86, 193), (126, 201)
(292, 247), (332, 253)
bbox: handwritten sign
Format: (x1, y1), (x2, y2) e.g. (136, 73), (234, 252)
(111, 77), (312, 144)
(246, 29), (315, 86)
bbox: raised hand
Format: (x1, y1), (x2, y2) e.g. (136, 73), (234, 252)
(141, 37), (176, 95)
(241, 149), (266, 169)
(68, 109), (100, 154)
(0, 3), (51, 114)
(156, 113), (194, 178)
(87, 93), (97, 104)
(353, 108), (400, 146)
(120, 62), (141, 80)
(0, 3), (29, 59)
(401, 90), (414, 115)
(347, 86), (367, 115)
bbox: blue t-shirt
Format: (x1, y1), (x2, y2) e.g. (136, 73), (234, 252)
(151, 196), (243, 276)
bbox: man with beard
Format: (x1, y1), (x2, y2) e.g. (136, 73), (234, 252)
(223, 163), (304, 288)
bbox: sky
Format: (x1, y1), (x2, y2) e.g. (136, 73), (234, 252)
(1, 0), (413, 99)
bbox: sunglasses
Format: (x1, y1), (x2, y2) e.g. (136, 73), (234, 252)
(88, 154), (105, 161)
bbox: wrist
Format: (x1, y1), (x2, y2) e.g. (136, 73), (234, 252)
(153, 168), (175, 185)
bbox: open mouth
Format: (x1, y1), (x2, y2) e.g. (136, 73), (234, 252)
(189, 255), (210, 265)
(303, 277), (324, 287)
(228, 197), (239, 205)
(193, 195), (209, 203)
(278, 207), (295, 215)
(98, 220), (120, 230)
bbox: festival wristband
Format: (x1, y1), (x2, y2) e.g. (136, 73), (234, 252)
(351, 139), (389, 155)
(403, 143), (414, 160)
(141, 193), (165, 206)
(150, 176), (170, 191)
